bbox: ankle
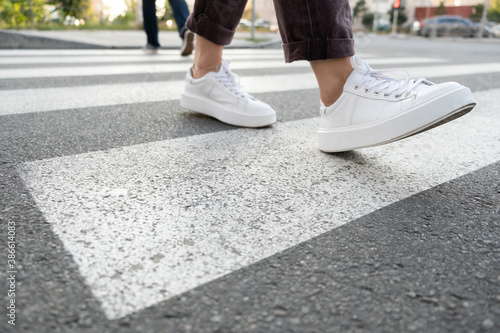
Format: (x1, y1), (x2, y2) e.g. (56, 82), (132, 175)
(191, 35), (224, 79)
(321, 89), (343, 107)
(191, 63), (221, 79)
(319, 76), (347, 106)
(311, 57), (353, 107)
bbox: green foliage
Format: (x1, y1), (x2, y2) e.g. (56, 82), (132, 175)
(362, 12), (374, 31)
(353, 0), (367, 17)
(0, 0), (46, 27)
(489, 10), (500, 22)
(435, 2), (446, 16)
(470, 1), (500, 23)
(388, 6), (408, 26)
(487, 0), (500, 22)
(470, 4), (483, 22)
(159, 1), (172, 21)
(112, 0), (139, 28)
(0, 0), (92, 27)
(47, 0), (89, 19)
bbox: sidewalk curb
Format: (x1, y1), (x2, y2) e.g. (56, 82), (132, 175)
(0, 29), (282, 50)
(0, 30), (107, 49)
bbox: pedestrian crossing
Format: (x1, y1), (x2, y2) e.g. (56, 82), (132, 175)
(0, 56), (455, 79)
(2, 48), (500, 321)
(3, 53), (500, 116)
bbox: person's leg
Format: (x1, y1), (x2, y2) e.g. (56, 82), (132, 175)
(168, 0), (194, 56)
(167, 0), (190, 38)
(273, 0), (476, 152)
(273, 0), (354, 63)
(310, 58), (353, 107)
(142, 0), (160, 47)
(180, 0), (276, 128)
(191, 36), (223, 79)
(273, 0), (354, 107)
(186, 0), (246, 76)
(186, 0), (247, 46)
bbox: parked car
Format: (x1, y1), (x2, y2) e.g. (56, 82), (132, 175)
(254, 19), (271, 29)
(402, 20), (422, 35)
(490, 23), (500, 38)
(484, 22), (500, 38)
(239, 19), (251, 28)
(420, 15), (478, 38)
(238, 18), (271, 30)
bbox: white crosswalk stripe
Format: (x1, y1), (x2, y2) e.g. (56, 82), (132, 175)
(0, 56), (452, 79)
(2, 50), (499, 116)
(3, 49), (500, 320)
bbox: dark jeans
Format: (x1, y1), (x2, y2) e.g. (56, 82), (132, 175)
(143, 0), (191, 47)
(186, 0), (354, 62)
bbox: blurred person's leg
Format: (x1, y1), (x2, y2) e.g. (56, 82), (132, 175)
(168, 0), (194, 55)
(168, 0), (190, 37)
(142, 0), (160, 49)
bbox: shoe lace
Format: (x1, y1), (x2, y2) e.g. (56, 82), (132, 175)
(351, 55), (425, 98)
(214, 59), (247, 99)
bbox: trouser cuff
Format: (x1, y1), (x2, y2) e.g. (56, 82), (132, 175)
(282, 37), (355, 63)
(186, 13), (235, 46)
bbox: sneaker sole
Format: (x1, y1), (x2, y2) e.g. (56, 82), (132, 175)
(180, 91), (276, 128)
(142, 49), (159, 55)
(180, 32), (194, 57)
(318, 86), (476, 153)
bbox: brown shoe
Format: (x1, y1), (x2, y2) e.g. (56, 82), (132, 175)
(180, 30), (195, 57)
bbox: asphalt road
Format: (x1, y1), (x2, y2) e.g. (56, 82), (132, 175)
(0, 35), (499, 333)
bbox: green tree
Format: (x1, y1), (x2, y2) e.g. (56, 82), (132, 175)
(470, 1), (500, 23)
(159, 1), (172, 21)
(113, 0), (137, 26)
(435, 2), (446, 16)
(388, 6), (408, 26)
(47, 0), (89, 19)
(0, 0), (46, 27)
(353, 0), (367, 17)
(362, 12), (374, 31)
(470, 4), (483, 22)
(487, 0), (500, 22)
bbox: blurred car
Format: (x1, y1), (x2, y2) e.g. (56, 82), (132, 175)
(239, 19), (251, 28)
(376, 22), (390, 32)
(402, 20), (422, 35)
(484, 22), (500, 38)
(255, 19), (271, 29)
(420, 15), (478, 38)
(491, 23), (500, 38)
(411, 20), (423, 35)
(238, 18), (271, 30)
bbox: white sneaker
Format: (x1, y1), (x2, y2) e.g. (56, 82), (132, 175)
(181, 59), (276, 127)
(318, 55), (477, 152)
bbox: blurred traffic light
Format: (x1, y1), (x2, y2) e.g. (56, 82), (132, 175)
(394, 0), (401, 9)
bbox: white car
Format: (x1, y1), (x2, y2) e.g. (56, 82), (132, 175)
(239, 19), (251, 28)
(489, 23), (500, 38)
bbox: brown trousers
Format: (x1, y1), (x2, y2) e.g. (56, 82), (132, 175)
(186, 0), (355, 63)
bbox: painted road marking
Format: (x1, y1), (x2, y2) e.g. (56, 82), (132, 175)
(0, 49), (375, 58)
(18, 88), (500, 319)
(0, 57), (450, 79)
(0, 54), (285, 65)
(1, 61), (497, 116)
